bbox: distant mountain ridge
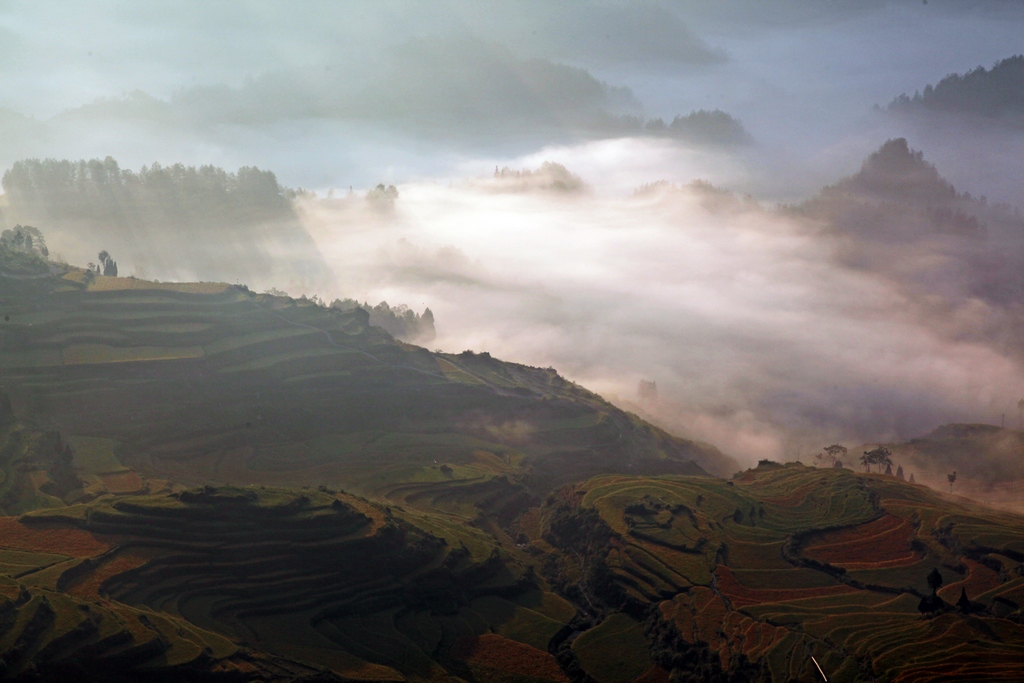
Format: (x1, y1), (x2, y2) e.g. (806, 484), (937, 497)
(50, 35), (748, 147)
(799, 138), (1024, 316)
(888, 55), (1024, 122)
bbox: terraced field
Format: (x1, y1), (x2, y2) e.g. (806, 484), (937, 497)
(2, 453), (1023, 681)
(3, 265), (1024, 682)
(531, 464), (1024, 683)
(0, 268), (728, 505)
(0, 486), (585, 682)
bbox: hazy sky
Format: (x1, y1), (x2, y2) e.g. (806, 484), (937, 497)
(3, 1), (1024, 465)
(1, 1), (1023, 198)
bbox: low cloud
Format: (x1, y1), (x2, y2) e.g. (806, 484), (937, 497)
(295, 149), (1024, 465)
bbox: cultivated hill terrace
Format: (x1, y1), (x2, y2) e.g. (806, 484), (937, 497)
(0, 265), (726, 503)
(1, 258), (1023, 682)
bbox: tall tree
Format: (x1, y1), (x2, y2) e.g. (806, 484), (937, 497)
(817, 444), (847, 468)
(862, 446), (892, 473)
(97, 250), (117, 276)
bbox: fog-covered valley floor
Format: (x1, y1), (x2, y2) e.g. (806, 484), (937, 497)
(295, 153), (1024, 472)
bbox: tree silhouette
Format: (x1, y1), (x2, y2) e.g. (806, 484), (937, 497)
(927, 567), (943, 593)
(918, 567), (947, 613)
(896, 464), (904, 480)
(367, 183), (399, 210)
(0, 225), (48, 258)
(816, 444), (847, 468)
(947, 471), (957, 493)
(97, 250), (118, 276)
(874, 447), (893, 472)
(861, 446), (892, 473)
(957, 587), (973, 613)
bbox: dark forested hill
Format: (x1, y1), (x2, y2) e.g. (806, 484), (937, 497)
(888, 55), (1024, 121)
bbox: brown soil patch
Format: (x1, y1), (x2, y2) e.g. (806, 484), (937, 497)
(0, 583), (21, 600)
(453, 634), (569, 683)
(66, 550), (154, 599)
(99, 471), (147, 493)
(804, 514), (916, 569)
(661, 589), (788, 671)
(0, 517), (110, 557)
(937, 559), (1003, 603)
(715, 566), (855, 608)
(631, 667), (670, 683)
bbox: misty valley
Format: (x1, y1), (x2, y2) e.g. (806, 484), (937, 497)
(2, 3), (1024, 683)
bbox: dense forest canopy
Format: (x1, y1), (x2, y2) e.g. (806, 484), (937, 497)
(2, 157), (294, 224)
(0, 157), (331, 290)
(632, 108), (752, 145)
(331, 298), (436, 344)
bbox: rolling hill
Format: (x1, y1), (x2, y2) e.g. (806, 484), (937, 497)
(855, 423), (1024, 515)
(0, 264), (728, 512)
(529, 463), (1024, 683)
(0, 484), (558, 682)
(1, 459), (1022, 682)
(3, 256), (1024, 682)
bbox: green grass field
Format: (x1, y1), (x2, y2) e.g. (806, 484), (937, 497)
(66, 436), (128, 474)
(572, 614), (653, 683)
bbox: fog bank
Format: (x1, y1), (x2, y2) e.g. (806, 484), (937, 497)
(295, 157), (1024, 464)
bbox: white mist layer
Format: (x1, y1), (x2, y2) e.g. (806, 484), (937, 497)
(296, 160), (1024, 465)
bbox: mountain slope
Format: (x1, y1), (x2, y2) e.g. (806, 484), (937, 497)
(800, 138), (1024, 320)
(0, 267), (731, 508)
